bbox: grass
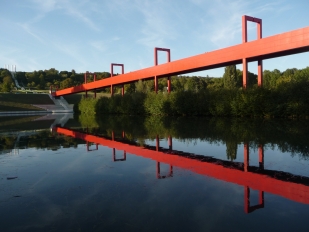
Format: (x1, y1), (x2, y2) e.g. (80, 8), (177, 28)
(0, 93), (54, 111)
(63, 92), (111, 104)
(0, 92), (111, 112)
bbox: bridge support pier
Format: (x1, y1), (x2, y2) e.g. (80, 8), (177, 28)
(154, 47), (171, 93)
(258, 60), (263, 86)
(111, 63), (125, 96)
(154, 76), (158, 93)
(242, 58), (248, 89)
(242, 15), (263, 88)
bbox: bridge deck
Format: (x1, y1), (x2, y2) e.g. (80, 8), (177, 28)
(54, 26), (309, 96)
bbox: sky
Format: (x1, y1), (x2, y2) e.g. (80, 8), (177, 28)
(1, 0), (309, 77)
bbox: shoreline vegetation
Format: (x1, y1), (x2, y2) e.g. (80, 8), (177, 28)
(79, 82), (309, 118)
(0, 65), (309, 118)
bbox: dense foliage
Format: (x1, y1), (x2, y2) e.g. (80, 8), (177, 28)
(2, 65), (309, 117)
(13, 68), (111, 91)
(78, 79), (309, 118)
(0, 69), (14, 92)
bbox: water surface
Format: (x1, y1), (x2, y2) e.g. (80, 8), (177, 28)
(0, 115), (308, 231)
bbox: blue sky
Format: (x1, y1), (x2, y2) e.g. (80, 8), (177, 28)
(1, 0), (309, 77)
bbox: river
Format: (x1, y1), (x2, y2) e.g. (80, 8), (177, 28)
(0, 115), (308, 231)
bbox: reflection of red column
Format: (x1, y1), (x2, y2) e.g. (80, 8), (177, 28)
(87, 142), (98, 152)
(259, 190), (264, 208)
(258, 144), (264, 169)
(244, 186), (250, 214)
(245, 186), (265, 213)
(156, 162), (173, 179)
(168, 136), (172, 150)
(170, 165), (173, 176)
(113, 150), (126, 161)
(112, 131), (115, 141)
(156, 135), (159, 151)
(122, 131), (125, 139)
(156, 161), (160, 179)
(244, 142), (249, 172)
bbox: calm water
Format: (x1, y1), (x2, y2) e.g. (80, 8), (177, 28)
(0, 115), (309, 232)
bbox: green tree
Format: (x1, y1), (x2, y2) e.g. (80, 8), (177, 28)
(223, 65), (238, 89)
(1, 76), (13, 92)
(60, 78), (73, 89)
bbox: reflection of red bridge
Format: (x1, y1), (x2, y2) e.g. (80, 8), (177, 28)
(52, 15), (309, 97)
(54, 127), (309, 213)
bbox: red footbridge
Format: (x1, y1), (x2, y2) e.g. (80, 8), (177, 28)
(54, 126), (309, 214)
(51, 15), (309, 97)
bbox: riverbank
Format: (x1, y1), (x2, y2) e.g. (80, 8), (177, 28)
(78, 84), (309, 118)
(0, 93), (80, 114)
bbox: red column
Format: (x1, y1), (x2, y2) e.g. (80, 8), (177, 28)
(242, 58), (248, 89)
(84, 73), (88, 98)
(242, 16), (248, 43)
(167, 76), (171, 93)
(154, 76), (158, 93)
(258, 60), (263, 87)
(111, 85), (114, 96)
(258, 20), (263, 87)
(110, 64), (114, 96)
(242, 15), (263, 88)
(94, 74), (97, 98)
(154, 47), (171, 93)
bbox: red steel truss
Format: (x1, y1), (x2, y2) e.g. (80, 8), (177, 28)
(53, 15), (309, 97)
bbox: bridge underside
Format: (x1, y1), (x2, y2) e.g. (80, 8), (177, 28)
(54, 24), (309, 97)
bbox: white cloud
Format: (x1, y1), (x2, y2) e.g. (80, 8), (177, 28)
(18, 23), (45, 44)
(135, 0), (178, 48)
(90, 40), (107, 52)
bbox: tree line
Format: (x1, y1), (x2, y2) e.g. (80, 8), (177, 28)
(0, 66), (308, 93)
